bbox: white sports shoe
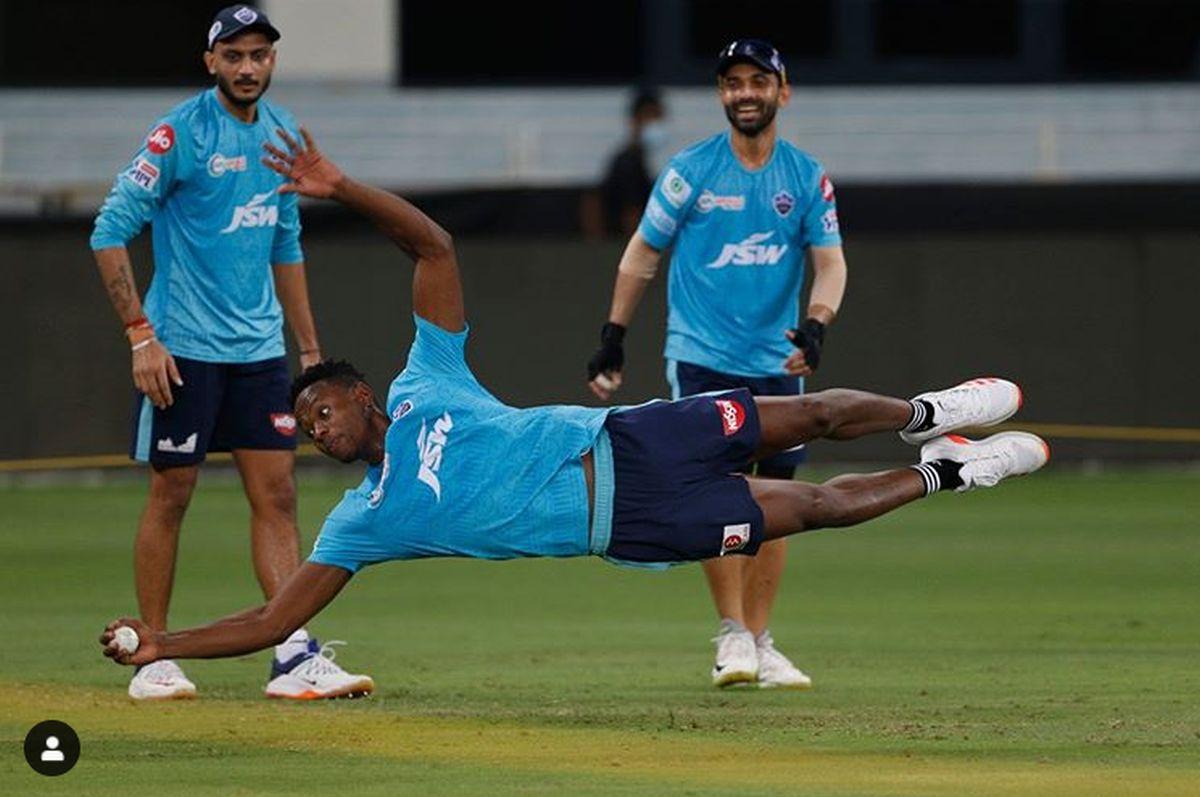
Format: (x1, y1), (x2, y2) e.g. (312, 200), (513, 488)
(128, 659), (197, 701)
(264, 640), (374, 700)
(920, 432), (1050, 491)
(900, 377), (1023, 444)
(755, 631), (812, 690)
(711, 625), (758, 687)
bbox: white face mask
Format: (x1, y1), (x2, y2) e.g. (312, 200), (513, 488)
(639, 121), (670, 173)
(639, 120), (669, 151)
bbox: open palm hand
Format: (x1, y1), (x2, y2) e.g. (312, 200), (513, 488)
(262, 126), (344, 199)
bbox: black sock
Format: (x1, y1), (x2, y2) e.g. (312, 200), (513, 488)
(910, 458), (964, 496)
(903, 399), (937, 433)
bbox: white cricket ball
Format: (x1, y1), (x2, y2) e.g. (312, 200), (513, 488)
(113, 626), (140, 655)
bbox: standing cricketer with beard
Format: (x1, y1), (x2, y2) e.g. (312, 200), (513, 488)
(586, 40), (848, 689)
(90, 5), (373, 701)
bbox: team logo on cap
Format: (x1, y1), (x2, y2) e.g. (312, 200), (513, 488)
(146, 123), (174, 155)
(772, 190), (795, 217)
(208, 21), (223, 47)
(234, 6), (259, 25)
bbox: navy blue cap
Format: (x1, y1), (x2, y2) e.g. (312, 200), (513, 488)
(207, 5), (281, 50)
(716, 39), (786, 81)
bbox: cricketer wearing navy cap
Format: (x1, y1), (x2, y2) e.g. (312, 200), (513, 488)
(207, 4), (281, 51)
(587, 36), (849, 690)
(90, 0), (375, 701)
(716, 39), (787, 81)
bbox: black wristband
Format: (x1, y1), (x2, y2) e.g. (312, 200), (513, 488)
(800, 318), (826, 343)
(600, 322), (627, 345)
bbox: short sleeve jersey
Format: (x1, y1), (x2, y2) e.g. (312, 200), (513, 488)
(90, 88), (304, 363)
(637, 132), (841, 377)
(308, 317), (615, 573)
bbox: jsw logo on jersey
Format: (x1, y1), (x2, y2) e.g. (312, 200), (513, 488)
(416, 412), (454, 501)
(221, 191), (278, 233)
(705, 232), (788, 269)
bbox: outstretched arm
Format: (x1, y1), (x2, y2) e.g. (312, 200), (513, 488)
(263, 128), (465, 332)
(100, 562), (351, 665)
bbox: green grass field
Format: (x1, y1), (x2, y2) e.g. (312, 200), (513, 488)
(1, 468), (1197, 795)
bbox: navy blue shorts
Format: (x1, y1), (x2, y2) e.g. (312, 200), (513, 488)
(129, 356), (297, 467)
(604, 389), (766, 564)
(667, 359), (807, 472)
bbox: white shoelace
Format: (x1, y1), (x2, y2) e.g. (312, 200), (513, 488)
(933, 384), (988, 426)
(964, 442), (1017, 486)
(712, 630), (756, 662)
(292, 640), (351, 678)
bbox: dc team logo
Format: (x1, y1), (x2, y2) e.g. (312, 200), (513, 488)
(146, 123), (174, 155)
(270, 413), (297, 437)
(772, 189), (795, 218)
(819, 173), (835, 202)
(233, 6), (259, 25)
(714, 398), (745, 436)
(721, 523), (751, 555)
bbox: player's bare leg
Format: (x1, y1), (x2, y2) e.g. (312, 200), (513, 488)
(234, 448), (375, 700)
(748, 382), (1050, 538)
(740, 541), (785, 636)
(130, 464), (200, 700)
(753, 389), (914, 457)
(702, 556), (746, 625)
(704, 461), (794, 688)
(232, 449), (301, 599)
(135, 464), (200, 630)
(750, 469), (927, 539)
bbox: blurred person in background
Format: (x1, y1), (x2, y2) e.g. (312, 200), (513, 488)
(89, 4), (372, 702)
(586, 40), (849, 689)
(581, 89), (668, 239)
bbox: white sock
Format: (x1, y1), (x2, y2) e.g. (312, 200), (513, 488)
(274, 628), (310, 662)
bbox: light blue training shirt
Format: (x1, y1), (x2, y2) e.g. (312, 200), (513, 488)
(638, 131), (842, 377)
(308, 316), (618, 574)
(90, 87), (304, 363)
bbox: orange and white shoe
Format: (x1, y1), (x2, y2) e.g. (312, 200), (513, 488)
(128, 659), (197, 701)
(900, 377), (1023, 444)
(920, 432), (1050, 491)
(265, 640), (374, 700)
